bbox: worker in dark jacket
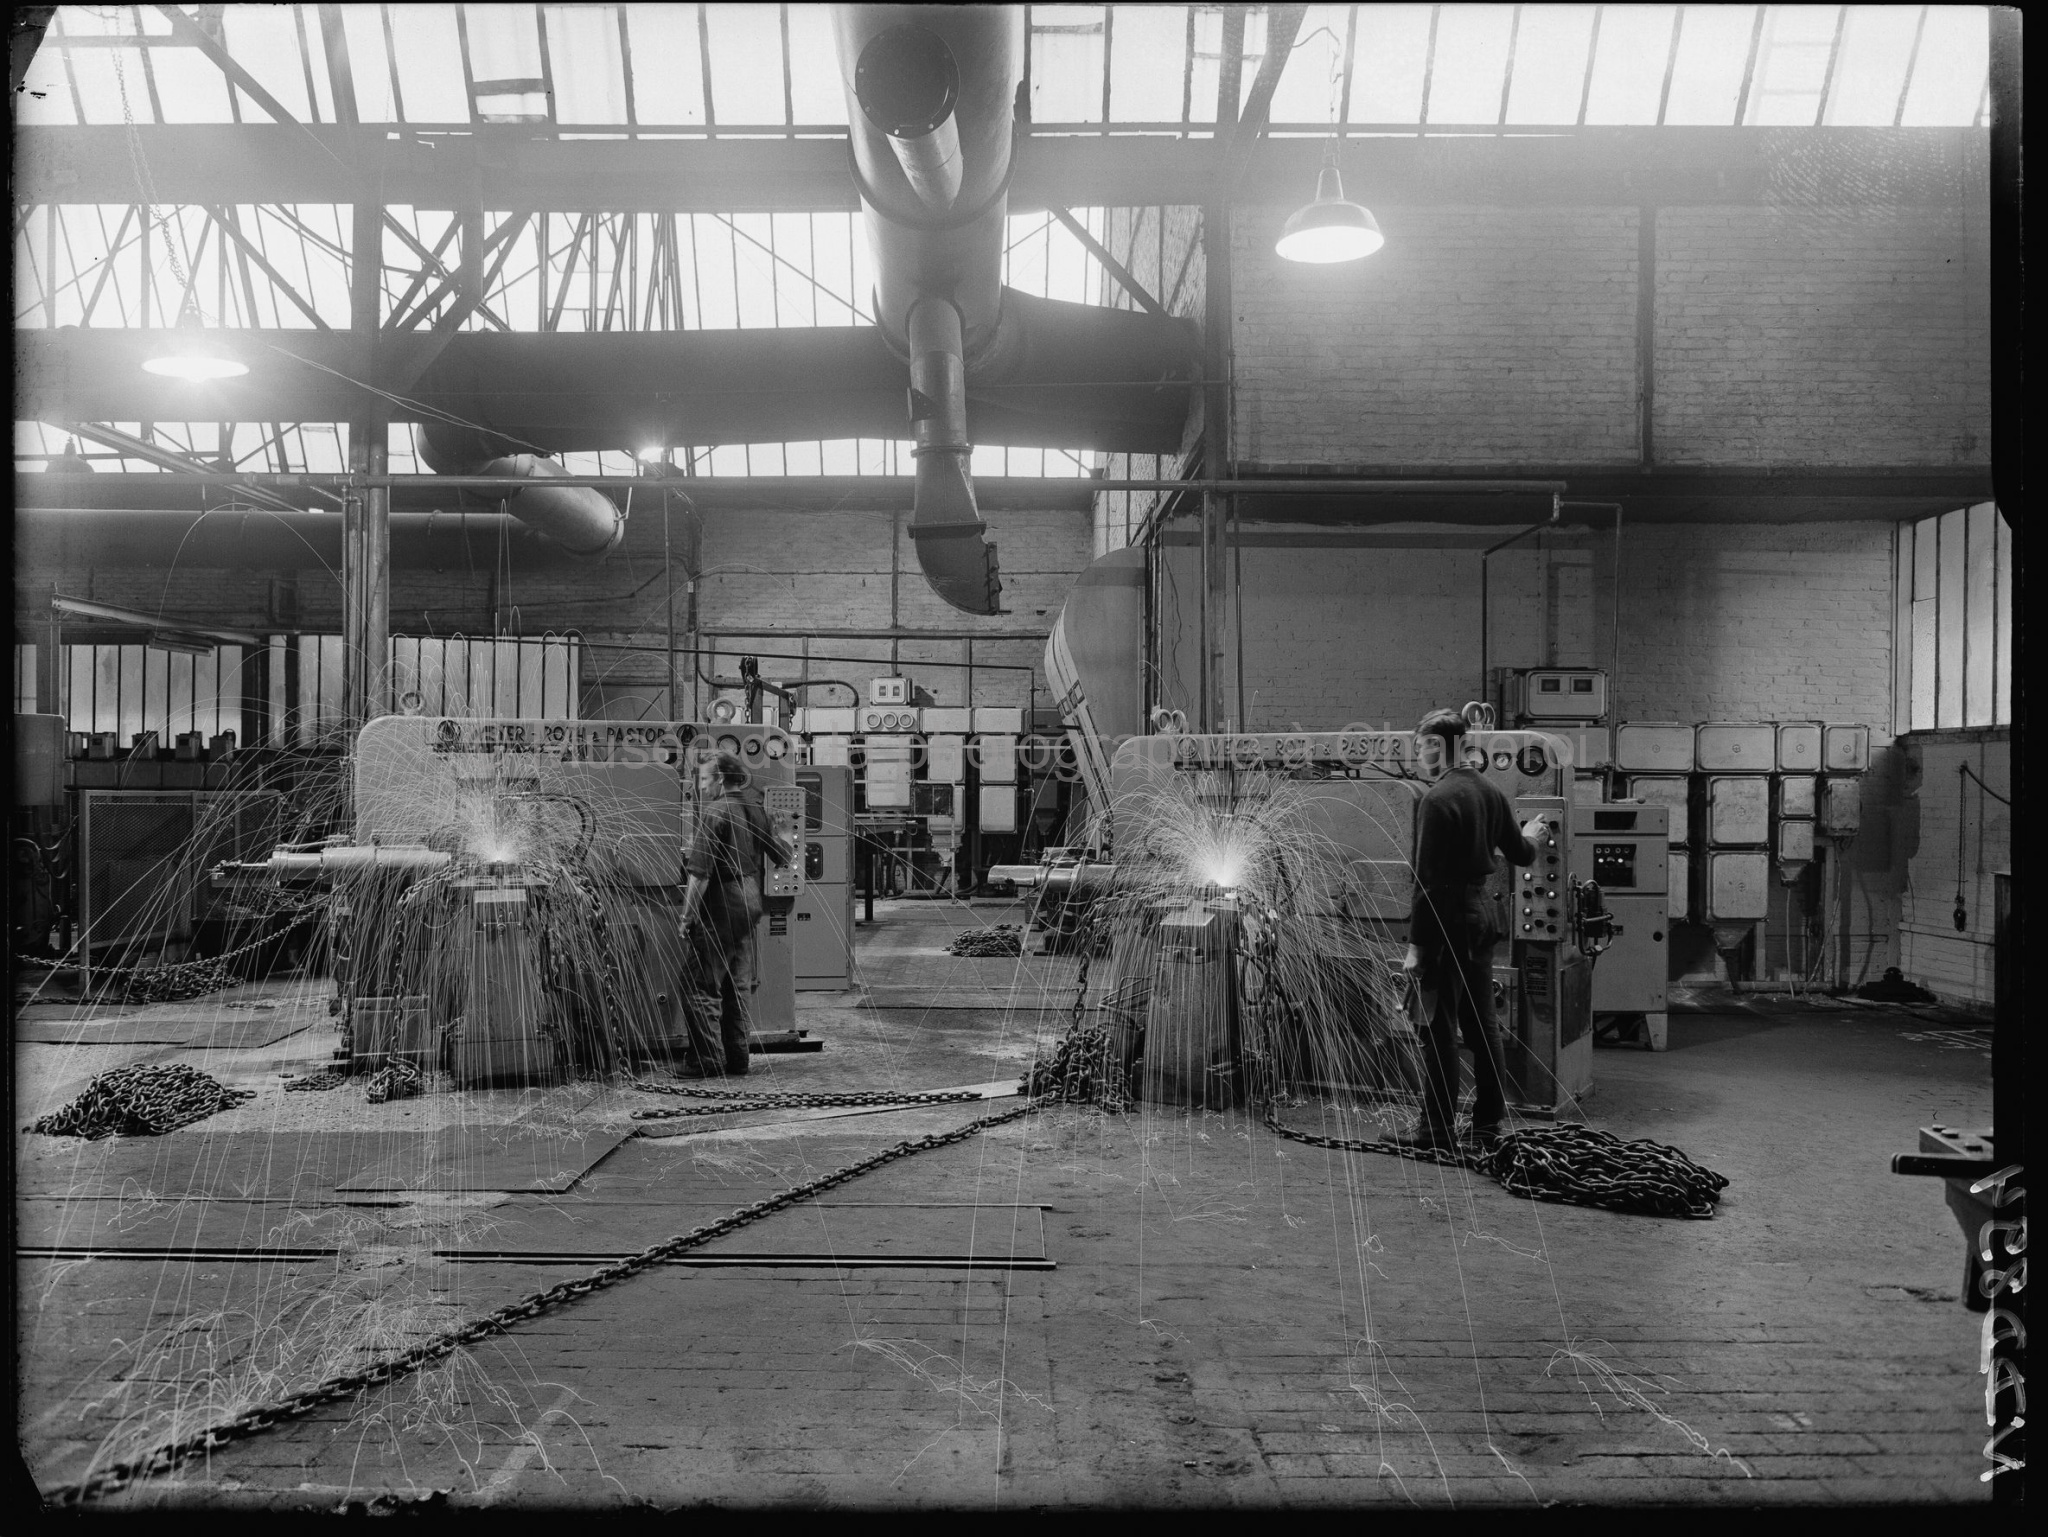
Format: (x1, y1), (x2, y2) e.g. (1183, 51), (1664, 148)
(678, 751), (789, 1077)
(1400, 708), (1544, 1151)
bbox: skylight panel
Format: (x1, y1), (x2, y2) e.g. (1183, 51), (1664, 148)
(1032, 5), (1108, 126)
(1660, 4), (1756, 125)
(1266, 4), (1351, 128)
(1186, 4), (1222, 125)
(1822, 6), (1923, 125)
(785, 5), (848, 126)
(337, 5), (396, 123)
(389, 6), (469, 123)
(219, 7), (316, 123)
(623, 2), (706, 125)
(1108, 4), (1190, 124)
(1583, 5), (1680, 125)
(1898, 6), (1988, 126)
(1503, 4), (1597, 124)
(1744, 5), (1842, 125)
(463, 2), (550, 122)
(546, 4), (629, 124)
(1423, 4), (1515, 125)
(705, 4), (790, 127)
(63, 42), (149, 126)
(1347, 4), (1434, 125)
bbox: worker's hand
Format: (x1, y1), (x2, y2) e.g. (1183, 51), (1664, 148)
(1401, 944), (1422, 978)
(1522, 817), (1548, 845)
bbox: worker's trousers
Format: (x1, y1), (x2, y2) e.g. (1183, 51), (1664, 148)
(683, 904), (756, 1075)
(1416, 936), (1507, 1139)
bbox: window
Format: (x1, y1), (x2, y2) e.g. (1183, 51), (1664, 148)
(1894, 503), (2009, 732)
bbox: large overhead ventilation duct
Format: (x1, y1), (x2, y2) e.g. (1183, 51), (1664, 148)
(415, 422), (624, 558)
(837, 5), (1021, 616)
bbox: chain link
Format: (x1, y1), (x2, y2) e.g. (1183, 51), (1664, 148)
(624, 1081), (989, 1122)
(84, 908), (322, 1005)
(46, 1097), (1039, 1506)
(27, 1064), (254, 1141)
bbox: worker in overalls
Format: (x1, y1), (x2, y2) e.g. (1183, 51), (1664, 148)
(1400, 708), (1544, 1152)
(677, 749), (789, 1077)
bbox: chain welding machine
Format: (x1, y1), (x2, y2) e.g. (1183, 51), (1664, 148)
(217, 715), (803, 1086)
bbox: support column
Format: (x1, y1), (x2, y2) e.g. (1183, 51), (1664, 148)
(342, 184), (389, 731)
(1197, 7), (1245, 735)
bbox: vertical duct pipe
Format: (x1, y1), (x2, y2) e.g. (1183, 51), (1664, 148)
(837, 5), (1020, 616)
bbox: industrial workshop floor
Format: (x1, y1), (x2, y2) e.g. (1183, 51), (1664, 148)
(16, 901), (1994, 1509)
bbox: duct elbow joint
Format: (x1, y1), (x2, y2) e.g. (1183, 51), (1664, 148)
(855, 22), (964, 213)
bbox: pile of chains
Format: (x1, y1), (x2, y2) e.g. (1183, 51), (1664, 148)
(48, 1097), (1038, 1506)
(283, 1069), (349, 1094)
(626, 1078), (986, 1121)
(27, 1064), (255, 1140)
(89, 909), (321, 1006)
(947, 924), (1023, 958)
(363, 1058), (424, 1104)
(1262, 1112), (1728, 1218)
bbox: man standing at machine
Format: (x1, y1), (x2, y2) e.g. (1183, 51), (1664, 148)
(678, 750), (790, 1077)
(1400, 708), (1546, 1152)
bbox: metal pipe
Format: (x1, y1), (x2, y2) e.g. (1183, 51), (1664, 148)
(1479, 494), (1563, 703)
(21, 473), (1572, 495)
(904, 293), (1000, 614)
(415, 422), (624, 557)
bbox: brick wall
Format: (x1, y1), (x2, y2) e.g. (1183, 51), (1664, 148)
(1232, 204), (1642, 466)
(1655, 202), (1992, 466)
(1228, 200), (1989, 470)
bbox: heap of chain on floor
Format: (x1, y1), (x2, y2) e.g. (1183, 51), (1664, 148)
(27, 1063), (255, 1139)
(946, 924), (1024, 958)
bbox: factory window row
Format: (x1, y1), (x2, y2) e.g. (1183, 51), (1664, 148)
(1894, 502), (2010, 735)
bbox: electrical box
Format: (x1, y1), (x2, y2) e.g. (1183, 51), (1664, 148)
(973, 706), (1025, 735)
(1820, 777), (1862, 835)
(762, 784), (806, 909)
(13, 713), (65, 807)
(1777, 819), (1815, 864)
(869, 676), (912, 706)
(974, 734), (1019, 784)
(923, 707), (972, 734)
(1705, 776), (1770, 846)
(926, 736), (967, 782)
(1622, 776), (1690, 844)
(1510, 797), (1569, 942)
(1706, 851), (1770, 921)
(1778, 775), (1817, 818)
(978, 784), (1019, 833)
(1509, 668), (1608, 721)
(861, 707), (920, 734)
(809, 735), (852, 768)
(1696, 722), (1776, 772)
(1614, 722), (1696, 773)
(801, 706), (857, 735)
(1777, 721), (1824, 772)
(864, 741), (914, 809)
(1668, 850), (1692, 921)
(1823, 724), (1871, 773)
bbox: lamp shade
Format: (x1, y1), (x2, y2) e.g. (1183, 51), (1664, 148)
(1275, 165), (1384, 264)
(142, 304), (249, 381)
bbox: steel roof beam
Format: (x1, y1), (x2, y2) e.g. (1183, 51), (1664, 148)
(15, 125), (1988, 211)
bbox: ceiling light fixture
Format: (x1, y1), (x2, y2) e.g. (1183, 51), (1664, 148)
(1276, 143), (1384, 265)
(142, 298), (249, 381)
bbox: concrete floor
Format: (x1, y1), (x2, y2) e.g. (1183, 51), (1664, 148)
(16, 899), (1994, 1508)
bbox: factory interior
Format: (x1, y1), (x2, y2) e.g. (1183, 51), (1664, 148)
(9, 3), (2024, 1511)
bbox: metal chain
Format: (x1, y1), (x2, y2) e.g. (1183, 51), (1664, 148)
(85, 908), (322, 1005)
(47, 1097), (1038, 1507)
(625, 1081), (989, 1122)
(1022, 907), (1131, 1110)
(27, 1064), (254, 1141)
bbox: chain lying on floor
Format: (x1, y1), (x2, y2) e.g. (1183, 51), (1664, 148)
(80, 909), (322, 1006)
(625, 1079), (989, 1121)
(946, 924), (1024, 958)
(1260, 1111), (1730, 1219)
(45, 1095), (1037, 1507)
(26, 1064), (255, 1140)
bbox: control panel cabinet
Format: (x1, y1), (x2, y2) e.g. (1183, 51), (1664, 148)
(791, 766), (855, 990)
(1571, 802), (1669, 1021)
(1503, 796), (1594, 1112)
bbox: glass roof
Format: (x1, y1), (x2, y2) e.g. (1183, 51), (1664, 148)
(17, 5), (1992, 132)
(14, 5), (1993, 482)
